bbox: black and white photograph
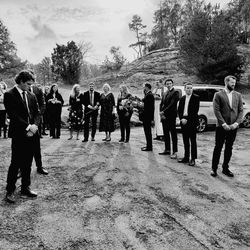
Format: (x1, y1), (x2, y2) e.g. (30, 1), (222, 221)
(0, 0), (250, 249)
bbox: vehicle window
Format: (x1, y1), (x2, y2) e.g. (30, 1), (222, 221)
(175, 88), (183, 98)
(207, 89), (219, 101)
(193, 89), (209, 101)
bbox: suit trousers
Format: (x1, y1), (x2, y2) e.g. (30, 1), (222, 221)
(6, 135), (37, 193)
(119, 114), (131, 141)
(84, 112), (98, 140)
(212, 126), (237, 171)
(181, 123), (197, 159)
(33, 134), (42, 168)
(143, 119), (152, 150)
(162, 119), (178, 153)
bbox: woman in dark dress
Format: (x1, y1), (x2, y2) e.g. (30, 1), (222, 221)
(46, 84), (64, 139)
(68, 84), (83, 140)
(117, 84), (133, 143)
(99, 83), (115, 141)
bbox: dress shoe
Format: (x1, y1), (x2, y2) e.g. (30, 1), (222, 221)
(68, 136), (73, 140)
(91, 137), (95, 141)
(189, 159), (195, 166)
(42, 132), (48, 135)
(102, 138), (107, 141)
(82, 139), (88, 142)
(106, 138), (111, 142)
(5, 193), (15, 203)
(141, 147), (152, 151)
(119, 139), (124, 142)
(37, 167), (48, 175)
(210, 170), (217, 177)
(21, 188), (37, 198)
(222, 170), (234, 177)
(159, 151), (170, 155)
(178, 157), (189, 163)
(124, 140), (129, 143)
(170, 152), (177, 159)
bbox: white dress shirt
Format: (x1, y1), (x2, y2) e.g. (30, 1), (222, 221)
(183, 94), (191, 116)
(225, 88), (233, 108)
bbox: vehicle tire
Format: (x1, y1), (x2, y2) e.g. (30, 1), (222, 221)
(197, 115), (207, 133)
(242, 113), (250, 128)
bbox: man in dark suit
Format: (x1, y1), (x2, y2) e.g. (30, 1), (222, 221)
(178, 83), (200, 166)
(141, 83), (155, 151)
(211, 75), (243, 177)
(82, 82), (100, 142)
(30, 82), (48, 175)
(159, 79), (180, 159)
(4, 70), (41, 203)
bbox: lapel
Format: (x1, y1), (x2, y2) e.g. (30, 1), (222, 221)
(13, 87), (29, 114)
(222, 90), (231, 109)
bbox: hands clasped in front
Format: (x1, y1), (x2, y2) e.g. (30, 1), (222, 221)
(27, 124), (38, 137)
(222, 123), (238, 131)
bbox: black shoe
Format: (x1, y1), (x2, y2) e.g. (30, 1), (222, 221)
(21, 188), (37, 198)
(5, 193), (15, 203)
(82, 139), (88, 142)
(189, 159), (195, 166)
(42, 132), (48, 135)
(178, 157), (189, 163)
(222, 170), (234, 177)
(153, 136), (161, 140)
(40, 135), (43, 139)
(102, 138), (107, 141)
(159, 151), (170, 155)
(141, 147), (152, 151)
(210, 170), (217, 177)
(37, 167), (48, 175)
(119, 139), (124, 142)
(91, 137), (95, 141)
(124, 140), (129, 143)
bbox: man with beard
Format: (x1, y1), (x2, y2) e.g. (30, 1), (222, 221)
(211, 75), (243, 177)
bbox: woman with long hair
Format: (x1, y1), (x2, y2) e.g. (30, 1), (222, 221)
(99, 83), (115, 141)
(45, 84), (64, 138)
(68, 84), (83, 140)
(0, 81), (8, 138)
(117, 84), (133, 142)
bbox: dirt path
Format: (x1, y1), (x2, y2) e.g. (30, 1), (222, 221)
(0, 128), (250, 250)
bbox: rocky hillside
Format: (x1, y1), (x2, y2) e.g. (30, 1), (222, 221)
(83, 46), (250, 91)
(82, 48), (199, 90)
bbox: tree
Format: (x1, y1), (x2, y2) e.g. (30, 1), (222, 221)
(51, 41), (83, 85)
(109, 46), (126, 70)
(35, 57), (53, 86)
(180, 7), (244, 83)
(0, 19), (26, 78)
(128, 15), (147, 58)
(101, 47), (127, 73)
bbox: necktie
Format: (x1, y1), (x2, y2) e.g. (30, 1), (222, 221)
(22, 91), (30, 118)
(90, 91), (93, 106)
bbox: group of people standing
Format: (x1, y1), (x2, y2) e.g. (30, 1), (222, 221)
(2, 69), (243, 204)
(142, 76), (243, 178)
(67, 82), (133, 143)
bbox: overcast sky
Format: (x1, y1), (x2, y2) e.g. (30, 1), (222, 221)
(0, 0), (231, 65)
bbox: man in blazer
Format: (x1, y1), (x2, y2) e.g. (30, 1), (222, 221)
(141, 83), (155, 151)
(159, 79), (180, 158)
(82, 82), (100, 142)
(178, 83), (200, 166)
(211, 75), (243, 177)
(4, 70), (41, 203)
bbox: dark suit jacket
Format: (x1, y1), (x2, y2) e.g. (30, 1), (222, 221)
(178, 94), (200, 127)
(30, 85), (46, 114)
(160, 88), (180, 119)
(4, 87), (40, 138)
(142, 91), (154, 122)
(82, 90), (100, 114)
(213, 89), (243, 127)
